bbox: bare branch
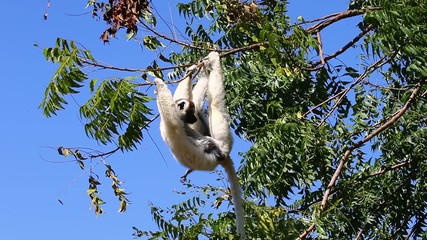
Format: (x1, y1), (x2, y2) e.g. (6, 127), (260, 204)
(296, 12), (341, 26)
(364, 160), (413, 179)
(297, 223), (316, 240)
(80, 58), (148, 73)
(89, 146), (121, 159)
(354, 227), (365, 240)
(316, 31), (326, 66)
(139, 21), (211, 51)
(310, 24), (374, 70)
(306, 7), (381, 33)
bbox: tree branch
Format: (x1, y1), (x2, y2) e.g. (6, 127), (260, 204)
(298, 79), (426, 239)
(354, 227), (365, 240)
(297, 223), (316, 240)
(316, 31), (326, 66)
(75, 7), (381, 81)
(301, 55), (390, 121)
(322, 79), (425, 208)
(89, 146), (121, 159)
(306, 7), (381, 33)
(80, 57), (191, 73)
(309, 24), (374, 70)
(317, 55), (390, 126)
(79, 41), (266, 80)
(139, 21), (211, 51)
(80, 58), (147, 72)
(219, 42), (267, 57)
(363, 160), (413, 179)
(297, 12), (342, 26)
(297, 7), (380, 28)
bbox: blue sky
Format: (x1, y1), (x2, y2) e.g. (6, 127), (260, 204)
(1, 1), (358, 239)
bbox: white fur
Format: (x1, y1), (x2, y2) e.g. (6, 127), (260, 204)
(173, 67), (195, 102)
(191, 70), (210, 135)
(204, 52), (244, 238)
(154, 52), (245, 238)
(155, 78), (218, 170)
(205, 52), (233, 155)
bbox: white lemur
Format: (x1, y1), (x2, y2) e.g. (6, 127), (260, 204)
(154, 52), (245, 238)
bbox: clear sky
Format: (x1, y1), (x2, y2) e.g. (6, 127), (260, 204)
(1, 1), (357, 239)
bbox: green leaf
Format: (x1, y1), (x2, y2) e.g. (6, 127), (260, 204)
(40, 38), (88, 117)
(143, 36), (163, 50)
(79, 78), (153, 150)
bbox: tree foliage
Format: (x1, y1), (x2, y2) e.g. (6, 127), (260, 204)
(42, 0), (427, 238)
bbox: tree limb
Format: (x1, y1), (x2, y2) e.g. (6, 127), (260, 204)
(298, 79), (426, 239)
(297, 7), (381, 27)
(322, 79), (425, 208)
(317, 55), (390, 126)
(297, 223), (315, 240)
(306, 7), (381, 33)
(301, 55), (390, 121)
(316, 31), (326, 66)
(309, 24), (374, 70)
(139, 21), (211, 51)
(76, 7), (381, 80)
(363, 160), (413, 179)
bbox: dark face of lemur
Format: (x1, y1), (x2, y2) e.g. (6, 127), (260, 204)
(176, 99), (197, 124)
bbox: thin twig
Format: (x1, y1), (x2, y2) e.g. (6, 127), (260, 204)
(309, 24), (374, 70)
(306, 7), (381, 33)
(301, 55), (389, 120)
(140, 21), (210, 51)
(219, 42), (267, 56)
(145, 127), (168, 167)
(316, 55), (390, 126)
(405, 213), (427, 240)
(316, 31), (326, 66)
(296, 12), (341, 26)
(151, 3), (176, 40)
(364, 81), (411, 91)
(297, 7), (380, 27)
(363, 160), (413, 179)
(354, 227), (365, 240)
(89, 146), (121, 159)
